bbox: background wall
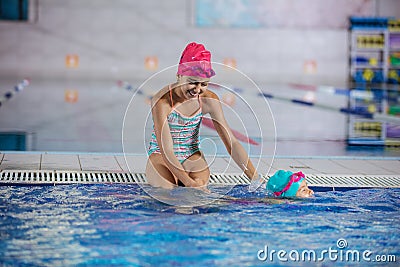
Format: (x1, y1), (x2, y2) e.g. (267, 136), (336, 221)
(2, 0), (399, 85)
(0, 0), (399, 154)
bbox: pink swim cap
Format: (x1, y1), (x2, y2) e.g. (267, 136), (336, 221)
(177, 42), (215, 78)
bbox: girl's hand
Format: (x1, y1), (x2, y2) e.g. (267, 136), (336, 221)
(187, 180), (211, 194)
(196, 185), (211, 194)
(248, 173), (265, 192)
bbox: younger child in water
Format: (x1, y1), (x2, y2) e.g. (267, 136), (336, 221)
(266, 170), (314, 198)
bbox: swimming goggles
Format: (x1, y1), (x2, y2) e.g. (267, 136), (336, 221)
(273, 171), (305, 197)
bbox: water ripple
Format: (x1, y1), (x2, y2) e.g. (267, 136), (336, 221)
(0, 185), (399, 266)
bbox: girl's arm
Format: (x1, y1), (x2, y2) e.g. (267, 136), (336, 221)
(151, 97), (199, 187)
(204, 92), (259, 181)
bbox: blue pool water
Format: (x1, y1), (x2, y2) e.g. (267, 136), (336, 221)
(0, 185), (399, 266)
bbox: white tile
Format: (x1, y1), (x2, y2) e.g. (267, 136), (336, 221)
(1, 152), (399, 180)
(79, 155), (122, 172)
(0, 153), (41, 170)
(369, 160), (400, 175)
(270, 158), (297, 170)
(295, 158), (351, 174)
(41, 153), (81, 171)
(205, 157), (240, 174)
(115, 155), (148, 173)
(270, 157), (317, 172)
(254, 157), (275, 175)
(332, 159), (391, 175)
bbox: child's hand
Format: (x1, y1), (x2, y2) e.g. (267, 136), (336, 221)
(187, 180), (211, 194)
(248, 173), (264, 192)
(196, 185), (211, 194)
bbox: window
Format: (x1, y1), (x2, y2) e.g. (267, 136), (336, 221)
(0, 0), (28, 21)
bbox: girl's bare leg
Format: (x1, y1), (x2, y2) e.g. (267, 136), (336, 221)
(146, 153), (178, 189)
(146, 151), (210, 189)
(181, 151), (210, 186)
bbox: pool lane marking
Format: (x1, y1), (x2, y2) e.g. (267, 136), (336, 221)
(0, 79), (30, 108)
(288, 83), (350, 96)
(259, 92), (400, 124)
(118, 80), (400, 139)
(212, 83), (400, 124)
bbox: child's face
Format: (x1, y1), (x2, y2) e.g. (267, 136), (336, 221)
(295, 180), (314, 198)
(178, 76), (209, 99)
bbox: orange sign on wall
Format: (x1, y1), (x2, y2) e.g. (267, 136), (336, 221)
(303, 60), (317, 74)
(145, 56), (158, 70)
(222, 92), (236, 107)
(65, 89), (79, 103)
(65, 54), (79, 68)
(223, 58), (237, 69)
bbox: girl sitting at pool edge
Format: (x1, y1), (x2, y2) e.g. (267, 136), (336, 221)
(146, 42), (261, 192)
(145, 42), (314, 198)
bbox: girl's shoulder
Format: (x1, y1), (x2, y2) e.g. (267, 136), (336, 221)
(201, 89), (219, 101)
(150, 85), (174, 119)
(153, 85), (169, 99)
(151, 85), (171, 106)
(200, 90), (221, 114)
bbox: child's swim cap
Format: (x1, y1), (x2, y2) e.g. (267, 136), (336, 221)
(266, 170), (305, 197)
(177, 42), (215, 78)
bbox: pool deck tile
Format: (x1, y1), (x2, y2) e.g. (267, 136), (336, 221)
(206, 157), (240, 173)
(269, 158), (320, 174)
(294, 158), (354, 175)
(0, 153), (41, 170)
(254, 158), (274, 175)
(331, 159), (397, 175)
(0, 153), (399, 177)
(78, 154), (122, 172)
(41, 153), (81, 171)
(115, 155), (147, 173)
(368, 159), (400, 175)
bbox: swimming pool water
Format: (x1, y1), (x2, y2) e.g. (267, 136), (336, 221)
(0, 185), (399, 266)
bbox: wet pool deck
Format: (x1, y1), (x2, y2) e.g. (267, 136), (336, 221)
(1, 152), (399, 188)
(1, 152), (400, 174)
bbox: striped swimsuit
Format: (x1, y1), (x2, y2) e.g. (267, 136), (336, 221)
(147, 87), (202, 163)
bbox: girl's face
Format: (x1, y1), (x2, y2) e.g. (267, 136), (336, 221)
(296, 180), (314, 198)
(177, 75), (210, 99)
